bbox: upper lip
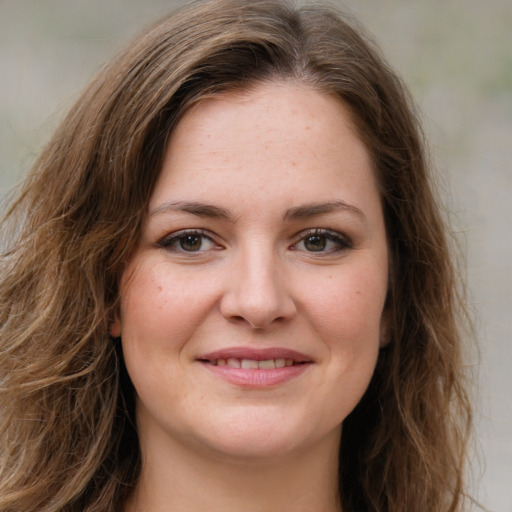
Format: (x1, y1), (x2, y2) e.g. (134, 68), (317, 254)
(197, 347), (313, 363)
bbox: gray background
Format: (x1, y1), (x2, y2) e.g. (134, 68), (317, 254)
(1, 1), (510, 510)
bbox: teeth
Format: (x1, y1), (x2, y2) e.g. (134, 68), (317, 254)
(258, 359), (275, 370)
(241, 359), (259, 369)
(227, 358), (241, 368)
(210, 358), (300, 369)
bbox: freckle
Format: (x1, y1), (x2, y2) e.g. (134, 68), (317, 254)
(292, 161), (297, 167)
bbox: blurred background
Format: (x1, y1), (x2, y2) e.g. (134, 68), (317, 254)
(1, 0), (510, 509)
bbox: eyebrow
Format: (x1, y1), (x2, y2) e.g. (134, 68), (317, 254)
(149, 199), (366, 223)
(283, 201), (366, 222)
(149, 201), (234, 221)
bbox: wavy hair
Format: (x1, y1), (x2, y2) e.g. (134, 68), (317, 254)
(0, 1), (473, 510)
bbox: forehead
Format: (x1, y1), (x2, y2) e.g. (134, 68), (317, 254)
(173, 81), (364, 157)
(162, 81), (371, 174)
(150, 81), (381, 223)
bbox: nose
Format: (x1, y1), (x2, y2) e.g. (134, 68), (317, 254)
(219, 244), (297, 329)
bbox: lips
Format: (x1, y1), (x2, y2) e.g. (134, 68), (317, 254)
(196, 347), (313, 387)
(209, 357), (296, 369)
(198, 347), (312, 363)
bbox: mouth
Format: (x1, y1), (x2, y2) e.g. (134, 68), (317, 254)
(202, 357), (303, 369)
(197, 347), (312, 366)
(196, 347), (313, 387)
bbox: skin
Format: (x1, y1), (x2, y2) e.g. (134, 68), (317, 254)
(114, 81), (389, 512)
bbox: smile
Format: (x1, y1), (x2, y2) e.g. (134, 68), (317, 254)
(206, 358), (300, 369)
(197, 347), (313, 387)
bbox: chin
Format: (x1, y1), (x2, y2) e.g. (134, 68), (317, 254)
(188, 407), (338, 462)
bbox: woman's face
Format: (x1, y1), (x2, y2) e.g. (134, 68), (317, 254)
(115, 82), (389, 462)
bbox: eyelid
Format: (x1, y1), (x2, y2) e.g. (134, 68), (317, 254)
(291, 228), (353, 252)
(157, 229), (222, 252)
(155, 227), (351, 254)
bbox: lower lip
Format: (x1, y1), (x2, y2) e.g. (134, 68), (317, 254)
(200, 362), (311, 387)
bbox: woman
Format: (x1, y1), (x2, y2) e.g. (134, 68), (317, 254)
(0, 0), (474, 511)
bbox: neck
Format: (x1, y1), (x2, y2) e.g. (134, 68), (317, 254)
(124, 424), (342, 512)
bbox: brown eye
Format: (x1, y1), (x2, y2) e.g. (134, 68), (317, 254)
(304, 235), (327, 251)
(179, 234), (203, 251)
(158, 230), (219, 253)
(293, 229), (351, 254)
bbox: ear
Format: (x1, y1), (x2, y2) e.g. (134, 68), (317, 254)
(110, 314), (122, 338)
(379, 305), (391, 348)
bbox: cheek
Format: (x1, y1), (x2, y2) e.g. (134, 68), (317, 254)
(300, 262), (387, 405)
(119, 260), (216, 346)
(306, 265), (387, 344)
(118, 262), (202, 404)
(309, 268), (385, 414)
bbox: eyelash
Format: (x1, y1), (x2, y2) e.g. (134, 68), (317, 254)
(291, 228), (352, 254)
(157, 228), (352, 255)
(157, 229), (220, 253)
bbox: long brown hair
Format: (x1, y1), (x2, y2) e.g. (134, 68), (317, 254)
(0, 1), (473, 510)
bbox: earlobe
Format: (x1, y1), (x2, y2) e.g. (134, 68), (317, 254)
(379, 279), (392, 348)
(110, 315), (122, 338)
(379, 329), (390, 348)
(379, 310), (391, 348)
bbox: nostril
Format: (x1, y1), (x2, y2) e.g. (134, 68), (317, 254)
(224, 312), (287, 330)
(219, 272), (297, 328)
(229, 315), (246, 323)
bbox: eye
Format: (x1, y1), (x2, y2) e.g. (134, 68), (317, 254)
(293, 229), (351, 253)
(157, 230), (220, 253)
